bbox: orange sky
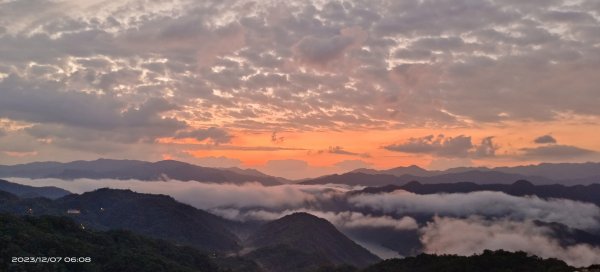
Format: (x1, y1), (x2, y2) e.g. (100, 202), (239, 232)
(156, 117), (600, 178)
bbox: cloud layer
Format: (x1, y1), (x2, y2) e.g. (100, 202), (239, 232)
(8, 177), (600, 265)
(421, 216), (600, 267)
(349, 190), (600, 231)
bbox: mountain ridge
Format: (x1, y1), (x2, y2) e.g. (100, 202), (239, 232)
(0, 159), (282, 185)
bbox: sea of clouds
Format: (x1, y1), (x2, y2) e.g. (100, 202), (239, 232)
(8, 178), (600, 266)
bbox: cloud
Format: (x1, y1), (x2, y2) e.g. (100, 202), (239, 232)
(270, 131), (284, 143)
(7, 178), (358, 211)
(8, 176), (600, 265)
(349, 190), (600, 231)
(0, 0), (598, 135)
(520, 145), (596, 160)
(384, 134), (498, 158)
(294, 35), (354, 65)
(420, 216), (600, 267)
(534, 135), (558, 144)
(473, 136), (499, 158)
(384, 135), (473, 157)
(327, 146), (370, 158)
(212, 208), (418, 231)
(174, 127), (233, 144)
(1, 0), (600, 163)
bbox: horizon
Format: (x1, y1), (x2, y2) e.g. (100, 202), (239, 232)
(4, 157), (600, 180)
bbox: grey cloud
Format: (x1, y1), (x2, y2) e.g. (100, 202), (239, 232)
(0, 75), (184, 137)
(534, 135), (558, 144)
(411, 37), (465, 51)
(384, 134), (474, 158)
(294, 35), (354, 64)
(473, 136), (499, 158)
(539, 10), (597, 23)
(520, 145), (596, 159)
(394, 49), (432, 60)
(175, 127), (233, 144)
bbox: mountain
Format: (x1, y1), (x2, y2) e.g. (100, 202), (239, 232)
(301, 172), (402, 186)
(245, 212), (380, 271)
(56, 188), (241, 252)
(0, 179), (71, 199)
(353, 162), (600, 185)
(489, 162), (600, 181)
(0, 213), (221, 272)
(0, 188), (241, 252)
(302, 170), (555, 186)
(222, 167), (292, 183)
(0, 159), (145, 178)
(0, 159), (281, 185)
(351, 180), (600, 207)
(352, 165), (439, 177)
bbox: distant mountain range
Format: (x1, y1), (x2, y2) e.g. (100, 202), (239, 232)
(301, 170), (557, 186)
(0, 179), (71, 199)
(2, 159), (600, 187)
(350, 162), (600, 185)
(351, 180), (600, 207)
(0, 159), (283, 185)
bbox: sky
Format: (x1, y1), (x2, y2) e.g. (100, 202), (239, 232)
(0, 0), (600, 179)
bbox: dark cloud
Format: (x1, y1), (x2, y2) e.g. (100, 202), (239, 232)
(534, 135), (557, 144)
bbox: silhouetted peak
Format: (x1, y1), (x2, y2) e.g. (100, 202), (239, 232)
(512, 179), (534, 187)
(276, 212), (328, 225)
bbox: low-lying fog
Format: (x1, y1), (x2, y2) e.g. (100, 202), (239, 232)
(8, 178), (600, 267)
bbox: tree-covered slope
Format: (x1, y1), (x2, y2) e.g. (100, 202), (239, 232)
(0, 213), (220, 272)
